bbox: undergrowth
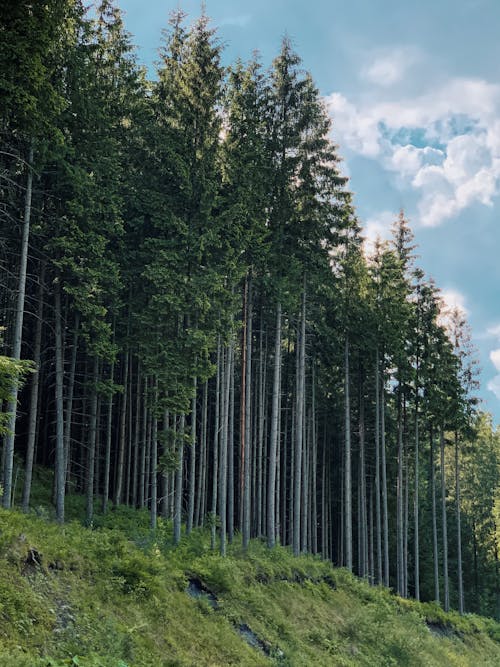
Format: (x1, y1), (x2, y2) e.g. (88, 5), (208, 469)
(1, 475), (500, 666)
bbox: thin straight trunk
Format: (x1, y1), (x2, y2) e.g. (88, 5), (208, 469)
(228, 356), (235, 541)
(125, 359), (133, 504)
(139, 379), (148, 508)
(114, 348), (129, 505)
(187, 375), (197, 534)
(403, 416), (409, 598)
(430, 426), (440, 603)
(3, 143), (34, 508)
(359, 371), (367, 578)
(22, 261), (45, 511)
(396, 386), (404, 595)
(161, 411), (169, 518)
(455, 431), (464, 613)
(344, 334), (352, 571)
(54, 281), (65, 523)
(267, 300), (282, 548)
(257, 316), (265, 539)
(145, 401), (152, 506)
(321, 428), (329, 558)
(375, 350), (382, 584)
(132, 362), (141, 507)
(196, 380), (208, 527)
(441, 425), (449, 611)
(240, 282), (247, 535)
(301, 411), (308, 554)
(102, 358), (115, 514)
(211, 340), (221, 550)
(150, 388), (158, 530)
(243, 279), (253, 548)
(220, 339), (233, 556)
(294, 285), (306, 556)
(381, 375), (389, 586)
(414, 398), (420, 600)
(64, 313), (80, 488)
(86, 357), (99, 524)
(311, 368), (318, 555)
(174, 414), (185, 544)
(94, 396), (102, 498)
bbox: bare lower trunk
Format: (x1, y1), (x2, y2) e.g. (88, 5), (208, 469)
(54, 281), (65, 523)
(267, 301), (282, 548)
(3, 143), (34, 508)
(86, 357), (99, 524)
(22, 261), (45, 511)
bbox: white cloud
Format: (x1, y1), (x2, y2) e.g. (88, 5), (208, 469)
(325, 76), (500, 227)
(440, 288), (468, 315)
(362, 210), (395, 255)
(361, 48), (419, 87)
(485, 325), (500, 401)
(490, 348), (500, 372)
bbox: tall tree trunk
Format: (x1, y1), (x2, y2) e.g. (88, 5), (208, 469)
(396, 384), (404, 595)
(414, 397), (420, 600)
(86, 357), (99, 524)
(54, 281), (65, 523)
(102, 357), (115, 514)
(150, 380), (158, 529)
(267, 300), (282, 548)
(114, 348), (129, 505)
(375, 350), (382, 584)
(381, 374), (389, 586)
(294, 285), (306, 556)
(220, 339), (233, 556)
(455, 430), (464, 614)
(64, 312), (80, 489)
(174, 414), (185, 545)
(3, 143), (34, 509)
(187, 375), (197, 534)
(211, 339), (221, 550)
(430, 426), (440, 603)
(243, 278), (253, 548)
(440, 424), (450, 611)
(344, 334), (352, 571)
(228, 356), (235, 541)
(359, 369), (367, 578)
(22, 261), (45, 511)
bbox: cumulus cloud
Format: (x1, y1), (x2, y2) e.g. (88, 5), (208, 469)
(486, 324), (500, 400)
(440, 288), (468, 315)
(362, 210), (395, 255)
(325, 74), (500, 227)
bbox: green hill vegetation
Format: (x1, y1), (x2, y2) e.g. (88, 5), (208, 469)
(1, 488), (500, 666)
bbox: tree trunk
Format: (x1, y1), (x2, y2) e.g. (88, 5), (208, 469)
(430, 426), (440, 603)
(267, 301), (282, 548)
(344, 334), (352, 571)
(294, 285), (306, 556)
(3, 143), (34, 509)
(455, 430), (464, 613)
(22, 261), (45, 511)
(86, 357), (99, 524)
(174, 414), (185, 545)
(243, 278), (253, 548)
(114, 349), (129, 505)
(440, 425), (449, 611)
(187, 375), (197, 534)
(54, 281), (65, 523)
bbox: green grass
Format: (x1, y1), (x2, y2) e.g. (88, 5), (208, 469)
(1, 483), (500, 665)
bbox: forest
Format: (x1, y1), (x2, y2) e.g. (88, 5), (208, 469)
(1, 0), (500, 624)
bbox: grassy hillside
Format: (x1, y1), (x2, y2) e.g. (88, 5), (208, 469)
(1, 492), (500, 666)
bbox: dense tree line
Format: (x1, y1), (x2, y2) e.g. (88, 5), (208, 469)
(1, 0), (499, 617)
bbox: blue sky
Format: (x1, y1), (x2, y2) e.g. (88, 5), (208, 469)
(117, 0), (500, 423)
